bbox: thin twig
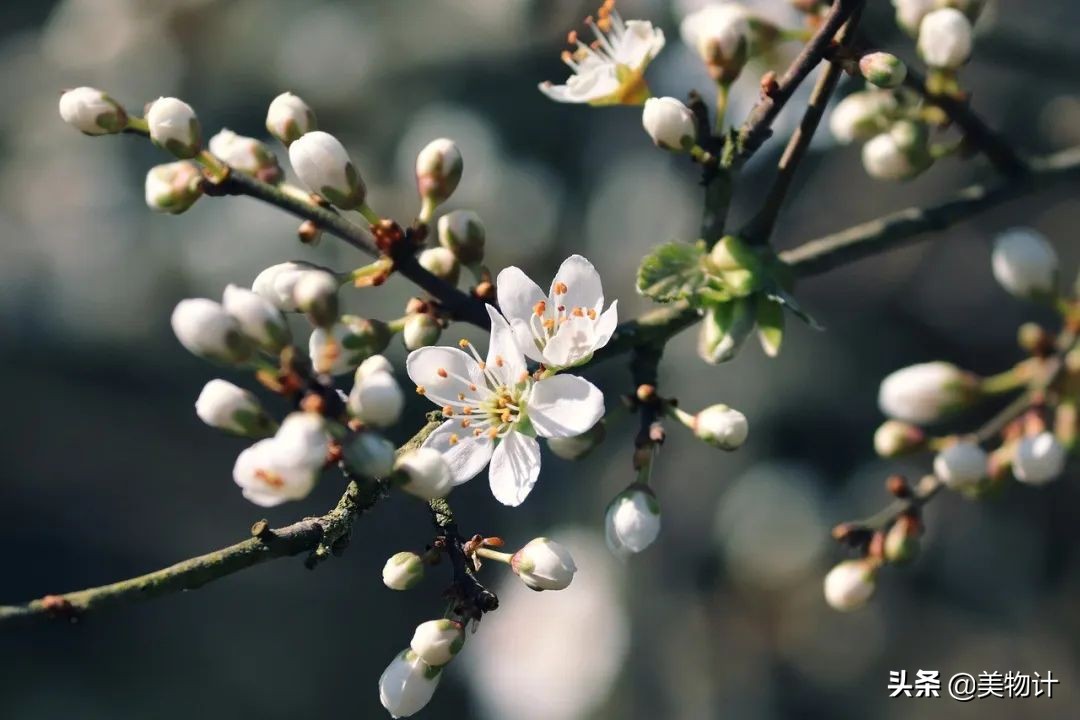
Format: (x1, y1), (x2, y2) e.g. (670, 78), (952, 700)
(429, 498), (498, 621)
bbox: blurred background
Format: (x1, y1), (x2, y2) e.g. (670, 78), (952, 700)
(2, 0), (1079, 718)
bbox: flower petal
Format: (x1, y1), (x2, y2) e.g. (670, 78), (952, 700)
(540, 65), (622, 105)
(488, 431), (541, 507)
(496, 266), (547, 362)
(528, 374), (605, 438)
(616, 21), (665, 69)
(542, 315), (596, 368)
(406, 346), (484, 407)
(422, 419), (494, 485)
(593, 300), (619, 350)
(485, 305), (527, 386)
(551, 254), (604, 313)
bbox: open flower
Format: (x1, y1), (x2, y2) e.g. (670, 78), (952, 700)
(406, 306), (604, 506)
(497, 254), (618, 369)
(539, 1), (665, 106)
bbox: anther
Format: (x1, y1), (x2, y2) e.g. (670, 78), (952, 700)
(436, 368), (448, 378)
(495, 355), (505, 367)
(554, 281), (568, 295)
(587, 308), (597, 320)
(449, 434), (460, 446)
(416, 386), (427, 395)
(458, 339), (470, 348)
(442, 405), (454, 417)
(572, 306), (584, 317)
(533, 300), (547, 316)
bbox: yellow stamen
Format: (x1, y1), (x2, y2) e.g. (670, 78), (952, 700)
(416, 386), (426, 395)
(554, 281), (568, 295)
(449, 434), (460, 446)
(587, 308), (597, 320)
(442, 405), (454, 417)
(533, 300), (547, 316)
(436, 368), (448, 378)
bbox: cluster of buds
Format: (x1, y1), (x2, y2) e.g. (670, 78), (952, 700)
(171, 283), (291, 364)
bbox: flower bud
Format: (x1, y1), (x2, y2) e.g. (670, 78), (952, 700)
(823, 559), (877, 612)
(288, 130), (366, 209)
(873, 420), (926, 457)
(884, 516), (921, 565)
(146, 97), (201, 159)
(511, 537), (577, 591)
(680, 4), (751, 82)
(692, 404), (749, 450)
(59, 86), (127, 135)
(292, 270), (340, 327)
(208, 129), (283, 183)
(195, 379), (274, 437)
(437, 210), (486, 265)
(642, 97), (697, 152)
(858, 52), (907, 89)
(232, 437), (319, 507)
(170, 298), (252, 363)
(892, 0), (937, 36)
(145, 161), (203, 214)
(356, 354), (394, 381)
(222, 284), (291, 352)
(861, 120), (931, 181)
(918, 8), (973, 70)
(698, 298), (755, 364)
(1013, 432), (1066, 485)
(394, 448), (454, 500)
(417, 247), (460, 286)
(402, 313), (442, 351)
(933, 440), (988, 489)
(265, 92), (317, 146)
(415, 138), (462, 219)
(605, 485), (661, 556)
(252, 260), (332, 312)
(343, 431), (395, 479)
(829, 91), (898, 145)
(410, 619), (465, 667)
(546, 420), (606, 461)
(379, 649), (441, 719)
(310, 316), (392, 376)
(382, 551), (424, 591)
(991, 228), (1058, 299)
(878, 361), (979, 424)
(348, 369), (404, 428)
(275, 412), (330, 469)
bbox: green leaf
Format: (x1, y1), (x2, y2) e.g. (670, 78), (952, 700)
(755, 296), (785, 357)
(636, 241), (707, 304)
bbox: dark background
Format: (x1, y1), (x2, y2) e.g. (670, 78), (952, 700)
(2, 1), (1079, 718)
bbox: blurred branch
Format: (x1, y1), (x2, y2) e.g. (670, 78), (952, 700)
(429, 498), (498, 621)
(0, 421), (442, 628)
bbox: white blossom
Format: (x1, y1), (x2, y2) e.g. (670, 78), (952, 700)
(823, 559), (877, 612)
(933, 440), (988, 489)
(379, 650), (441, 719)
(170, 298), (251, 363)
(59, 86), (126, 135)
(641, 97), (697, 152)
(357, 354), (394, 381)
(292, 270), (340, 327)
(252, 261), (332, 312)
(437, 210), (486, 265)
(343, 432), (396, 479)
(539, 7), (665, 106)
(496, 254), (618, 370)
(195, 379), (273, 437)
(309, 316), (392, 375)
(348, 366), (404, 428)
(693, 404), (749, 450)
(1013, 432), (1066, 485)
(605, 486), (661, 556)
(265, 92), (317, 146)
(829, 90), (898, 144)
(275, 412), (331, 469)
(410, 619), (465, 667)
(382, 551), (424, 591)
(222, 284), (291, 352)
(394, 448), (454, 500)
(288, 130), (366, 209)
(918, 8), (973, 70)
(878, 361), (976, 424)
(511, 537), (578, 591)
(991, 228), (1058, 298)
(679, 3), (751, 81)
(232, 415), (328, 508)
(407, 306), (604, 506)
(146, 97), (201, 159)
(208, 128), (282, 181)
(892, 0), (937, 36)
(145, 161), (203, 214)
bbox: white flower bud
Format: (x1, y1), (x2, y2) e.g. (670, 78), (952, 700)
(511, 537), (577, 591)
(146, 97), (201, 159)
(170, 298), (252, 363)
(252, 260), (330, 311)
(698, 298), (755, 364)
(145, 161), (203, 214)
(918, 8), (973, 70)
(275, 412), (330, 469)
(892, 0), (937, 36)
(410, 619), (465, 667)
(693, 404), (749, 450)
(394, 448), (454, 500)
(859, 52), (907, 89)
(991, 228), (1058, 299)
(1013, 432), (1066, 485)
(418, 247), (460, 286)
(437, 210), (486, 265)
(379, 649), (441, 719)
(382, 551), (424, 591)
(415, 138), (462, 218)
(59, 86), (127, 135)
(829, 91), (898, 145)
(208, 128), (282, 183)
(348, 369), (404, 428)
(823, 559), (877, 612)
(292, 270), (340, 327)
(195, 379), (274, 437)
(878, 361), (978, 424)
(288, 130), (366, 209)
(309, 317), (392, 375)
(344, 431), (396, 479)
(605, 485), (661, 556)
(265, 92), (317, 146)
(933, 440), (988, 489)
(402, 313), (442, 351)
(641, 97), (697, 152)
(861, 120), (931, 181)
(222, 284), (291, 352)
(873, 420), (926, 457)
(232, 438), (319, 507)
(546, 420), (606, 461)
(356, 354), (394, 382)
(680, 4), (751, 82)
